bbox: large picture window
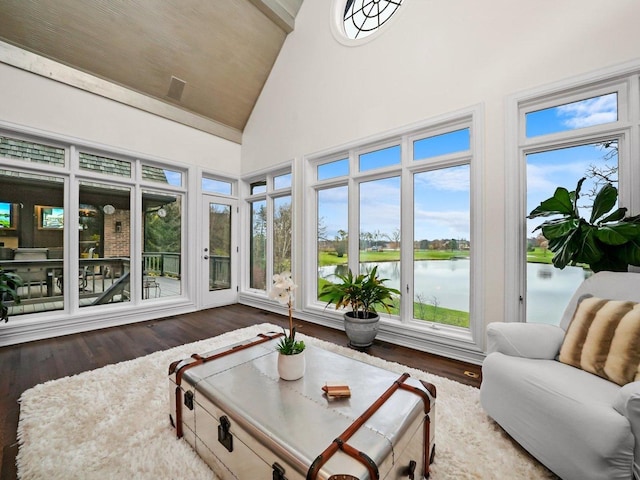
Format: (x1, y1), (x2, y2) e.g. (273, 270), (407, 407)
(0, 132), (186, 320)
(246, 169), (292, 292)
(511, 79), (638, 325)
(309, 114), (478, 343)
(413, 165), (470, 327)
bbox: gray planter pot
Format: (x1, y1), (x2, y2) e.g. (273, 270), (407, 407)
(343, 311), (379, 348)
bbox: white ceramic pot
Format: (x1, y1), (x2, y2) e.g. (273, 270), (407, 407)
(277, 350), (305, 381)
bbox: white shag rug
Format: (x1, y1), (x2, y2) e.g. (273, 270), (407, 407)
(17, 323), (556, 479)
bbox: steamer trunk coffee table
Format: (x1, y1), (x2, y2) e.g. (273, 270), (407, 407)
(169, 332), (436, 479)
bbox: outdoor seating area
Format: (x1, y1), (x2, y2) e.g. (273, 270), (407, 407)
(0, 249), (182, 314)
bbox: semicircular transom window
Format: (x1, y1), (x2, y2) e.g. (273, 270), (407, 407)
(343, 0), (404, 40)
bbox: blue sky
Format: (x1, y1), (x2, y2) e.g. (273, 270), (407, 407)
(526, 93), (618, 236)
(318, 92), (618, 244)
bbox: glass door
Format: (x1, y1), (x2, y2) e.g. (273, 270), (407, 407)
(201, 195), (237, 307)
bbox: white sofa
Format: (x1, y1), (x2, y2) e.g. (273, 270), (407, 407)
(480, 271), (640, 480)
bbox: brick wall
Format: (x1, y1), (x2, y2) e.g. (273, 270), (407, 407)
(104, 210), (130, 257)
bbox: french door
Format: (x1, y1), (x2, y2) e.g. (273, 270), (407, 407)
(200, 194), (237, 307)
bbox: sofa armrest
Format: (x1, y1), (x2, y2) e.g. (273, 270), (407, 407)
(613, 381), (640, 479)
(486, 322), (565, 359)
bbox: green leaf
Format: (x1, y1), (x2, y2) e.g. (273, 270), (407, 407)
(575, 228), (603, 264)
(539, 218), (578, 239)
(590, 183), (618, 223)
(621, 239), (640, 266)
(599, 207), (627, 224)
(548, 230), (581, 269)
(527, 187), (574, 218)
(571, 177), (586, 215)
(595, 222), (640, 245)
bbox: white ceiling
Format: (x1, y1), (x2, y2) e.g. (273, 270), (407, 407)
(0, 0), (303, 143)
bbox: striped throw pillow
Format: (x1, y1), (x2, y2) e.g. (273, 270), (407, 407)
(559, 296), (640, 386)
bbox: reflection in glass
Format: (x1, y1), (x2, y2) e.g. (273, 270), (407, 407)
(38, 207), (64, 229)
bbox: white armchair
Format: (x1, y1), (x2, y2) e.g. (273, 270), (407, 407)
(481, 271), (640, 480)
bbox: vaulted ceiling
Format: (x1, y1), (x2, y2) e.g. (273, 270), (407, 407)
(0, 0), (303, 143)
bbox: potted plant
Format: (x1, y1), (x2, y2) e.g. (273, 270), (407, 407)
(268, 272), (305, 380)
(527, 177), (640, 272)
(0, 268), (22, 323)
(320, 265), (400, 348)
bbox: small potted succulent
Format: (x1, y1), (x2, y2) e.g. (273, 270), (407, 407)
(320, 266), (400, 348)
(0, 268), (22, 323)
(268, 272), (305, 380)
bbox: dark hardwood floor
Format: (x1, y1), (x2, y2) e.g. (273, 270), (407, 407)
(0, 304), (482, 480)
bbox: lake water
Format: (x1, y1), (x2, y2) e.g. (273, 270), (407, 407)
(318, 260), (591, 325)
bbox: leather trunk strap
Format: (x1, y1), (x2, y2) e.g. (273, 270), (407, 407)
(172, 332), (284, 439)
(307, 373), (436, 480)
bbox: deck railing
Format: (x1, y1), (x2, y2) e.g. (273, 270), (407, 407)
(209, 255), (231, 289)
(142, 252), (181, 278)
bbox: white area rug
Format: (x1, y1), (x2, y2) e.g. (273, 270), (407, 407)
(17, 323), (556, 479)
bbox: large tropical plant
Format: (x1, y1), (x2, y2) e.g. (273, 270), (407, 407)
(319, 266), (400, 318)
(527, 177), (640, 272)
(0, 268), (22, 323)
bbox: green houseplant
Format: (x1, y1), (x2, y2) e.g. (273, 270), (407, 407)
(320, 266), (400, 348)
(527, 177), (640, 272)
(268, 272), (305, 380)
(0, 268), (22, 323)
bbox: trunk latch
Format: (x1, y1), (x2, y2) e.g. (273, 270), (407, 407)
(184, 390), (194, 411)
(218, 415), (233, 452)
(272, 462), (288, 480)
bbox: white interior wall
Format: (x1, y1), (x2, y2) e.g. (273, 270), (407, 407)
(0, 62), (241, 171)
(242, 0), (640, 330)
(0, 61), (242, 346)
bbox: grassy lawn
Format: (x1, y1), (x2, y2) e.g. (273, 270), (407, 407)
(317, 274), (469, 328)
(319, 249), (470, 266)
(392, 301), (469, 328)
(526, 247), (554, 264)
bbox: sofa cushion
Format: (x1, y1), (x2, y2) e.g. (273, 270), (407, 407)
(559, 296), (640, 386)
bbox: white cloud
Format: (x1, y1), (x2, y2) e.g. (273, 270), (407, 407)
(526, 162), (586, 193)
(414, 209), (469, 239)
(557, 93), (617, 129)
(415, 167), (469, 191)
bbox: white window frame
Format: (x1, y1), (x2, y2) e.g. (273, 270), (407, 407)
(505, 63), (640, 324)
(241, 164), (293, 296)
(0, 121), (192, 341)
(304, 106), (484, 358)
